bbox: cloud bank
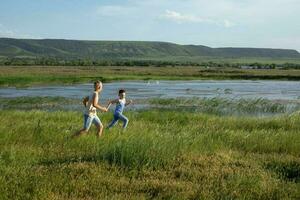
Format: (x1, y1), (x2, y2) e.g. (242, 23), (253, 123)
(161, 10), (235, 28)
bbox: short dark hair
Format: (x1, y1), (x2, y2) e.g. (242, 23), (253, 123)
(119, 89), (125, 94)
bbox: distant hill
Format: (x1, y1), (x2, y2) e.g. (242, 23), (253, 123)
(0, 38), (299, 59)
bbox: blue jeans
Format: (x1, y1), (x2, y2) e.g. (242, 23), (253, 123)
(107, 113), (129, 129)
(83, 114), (102, 131)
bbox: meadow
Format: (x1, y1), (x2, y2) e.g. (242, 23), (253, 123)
(1, 65), (300, 199)
(2, 66), (300, 87)
(0, 108), (299, 199)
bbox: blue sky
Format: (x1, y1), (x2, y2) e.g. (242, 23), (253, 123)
(0, 0), (299, 51)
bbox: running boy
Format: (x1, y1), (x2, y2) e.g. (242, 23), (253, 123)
(73, 80), (108, 138)
(107, 89), (132, 129)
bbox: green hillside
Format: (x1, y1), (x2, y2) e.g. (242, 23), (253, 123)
(0, 38), (299, 59)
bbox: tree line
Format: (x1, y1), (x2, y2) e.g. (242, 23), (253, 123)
(1, 57), (300, 69)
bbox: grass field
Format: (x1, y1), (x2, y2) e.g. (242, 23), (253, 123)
(0, 110), (299, 199)
(1, 96), (298, 116)
(1, 65), (300, 199)
(2, 66), (300, 87)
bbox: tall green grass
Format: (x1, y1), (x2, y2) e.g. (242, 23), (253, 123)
(2, 96), (298, 117)
(149, 97), (294, 116)
(0, 110), (299, 199)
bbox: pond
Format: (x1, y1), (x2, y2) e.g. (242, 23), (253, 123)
(1, 80), (300, 102)
(1, 80), (300, 115)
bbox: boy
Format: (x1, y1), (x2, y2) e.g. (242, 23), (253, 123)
(73, 80), (108, 138)
(107, 89), (132, 129)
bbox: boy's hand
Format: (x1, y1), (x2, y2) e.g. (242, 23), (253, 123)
(126, 99), (133, 106)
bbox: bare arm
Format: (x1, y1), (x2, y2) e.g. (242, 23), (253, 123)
(106, 99), (119, 109)
(92, 93), (108, 112)
(126, 99), (133, 106)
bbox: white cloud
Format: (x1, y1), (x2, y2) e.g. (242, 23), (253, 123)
(161, 10), (235, 28)
(131, 0), (298, 27)
(223, 19), (235, 28)
(162, 10), (205, 23)
(0, 25), (16, 38)
(0, 24), (40, 39)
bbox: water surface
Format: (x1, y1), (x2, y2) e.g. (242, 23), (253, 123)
(1, 80), (300, 102)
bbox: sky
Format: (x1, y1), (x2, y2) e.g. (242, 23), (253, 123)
(0, 0), (299, 51)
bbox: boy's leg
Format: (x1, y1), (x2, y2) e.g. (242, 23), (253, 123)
(118, 113), (129, 129)
(107, 115), (119, 129)
(93, 115), (103, 137)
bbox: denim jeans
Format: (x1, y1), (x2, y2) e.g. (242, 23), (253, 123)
(107, 112), (129, 129)
(83, 114), (102, 131)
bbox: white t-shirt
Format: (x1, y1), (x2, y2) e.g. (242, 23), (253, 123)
(85, 91), (98, 116)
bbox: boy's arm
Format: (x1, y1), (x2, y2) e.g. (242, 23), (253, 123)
(125, 99), (133, 106)
(82, 96), (89, 107)
(92, 93), (108, 112)
(106, 99), (118, 109)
